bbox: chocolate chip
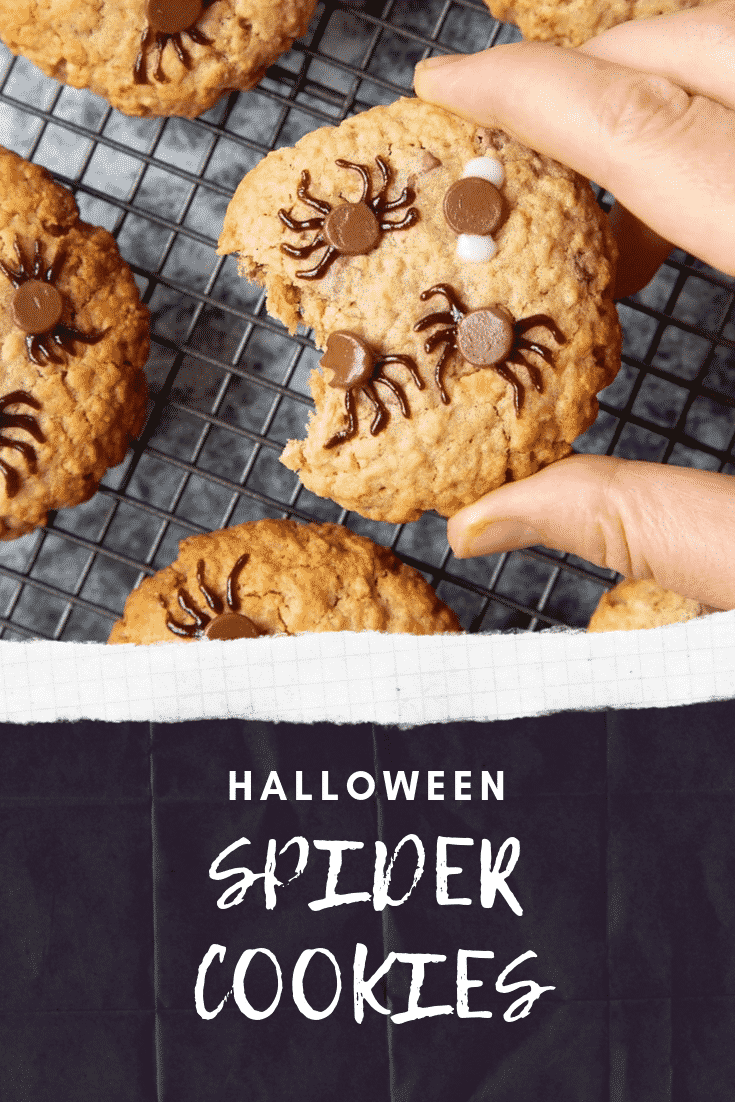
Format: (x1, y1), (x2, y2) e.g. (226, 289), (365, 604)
(322, 331), (376, 390)
(323, 202), (380, 256)
(478, 129), (507, 155)
(443, 178), (503, 236)
(12, 281), (63, 336)
(146, 0), (202, 34)
(457, 307), (514, 366)
(204, 612), (261, 640)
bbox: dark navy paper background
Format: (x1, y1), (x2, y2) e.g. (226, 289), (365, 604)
(1, 703), (735, 1101)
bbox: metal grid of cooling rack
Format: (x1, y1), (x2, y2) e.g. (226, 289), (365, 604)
(0, 0), (734, 641)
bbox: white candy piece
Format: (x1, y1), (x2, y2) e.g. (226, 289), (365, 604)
(456, 234), (498, 263)
(462, 156), (504, 187)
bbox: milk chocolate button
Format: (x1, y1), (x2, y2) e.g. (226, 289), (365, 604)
(457, 306), (514, 366)
(12, 281), (63, 336)
(443, 178), (503, 236)
(204, 612), (260, 640)
(323, 203), (380, 256)
(146, 0), (202, 34)
(322, 331), (375, 390)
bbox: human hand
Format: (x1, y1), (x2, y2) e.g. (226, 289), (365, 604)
(414, 2), (735, 611)
(415, 0), (735, 298)
(446, 456), (735, 611)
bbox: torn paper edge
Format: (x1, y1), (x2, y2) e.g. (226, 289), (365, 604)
(1, 610), (734, 724)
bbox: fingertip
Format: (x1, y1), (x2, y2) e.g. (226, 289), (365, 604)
(413, 52), (466, 104)
(447, 494), (499, 559)
(413, 47), (510, 127)
(412, 62), (431, 101)
(414, 53), (464, 76)
(449, 506), (543, 559)
(446, 511), (474, 559)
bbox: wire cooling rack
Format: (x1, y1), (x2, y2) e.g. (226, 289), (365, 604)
(0, 0), (733, 641)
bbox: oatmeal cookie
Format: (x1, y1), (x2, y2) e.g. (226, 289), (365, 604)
(484, 0), (706, 48)
(588, 578), (705, 632)
(108, 518), (461, 642)
(0, 0), (318, 118)
(219, 97), (620, 523)
(0, 147), (149, 540)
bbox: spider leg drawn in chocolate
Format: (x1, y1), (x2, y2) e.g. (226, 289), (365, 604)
(134, 0), (215, 85)
(320, 331), (423, 449)
(278, 156), (419, 280)
(413, 283), (566, 413)
(0, 238), (106, 367)
(0, 391), (45, 498)
(160, 555), (262, 640)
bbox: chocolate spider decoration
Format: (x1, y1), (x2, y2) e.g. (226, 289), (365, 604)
(160, 555), (262, 640)
(134, 0), (214, 85)
(0, 238), (105, 367)
(278, 157), (419, 280)
(0, 391), (45, 498)
(413, 284), (566, 414)
(321, 331), (423, 450)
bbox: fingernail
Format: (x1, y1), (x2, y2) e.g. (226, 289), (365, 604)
(454, 517), (543, 558)
(415, 53), (464, 71)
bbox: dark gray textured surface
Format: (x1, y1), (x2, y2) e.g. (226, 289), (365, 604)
(0, 0), (733, 641)
(3, 704), (735, 1100)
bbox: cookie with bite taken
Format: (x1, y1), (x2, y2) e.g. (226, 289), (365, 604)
(218, 97), (621, 523)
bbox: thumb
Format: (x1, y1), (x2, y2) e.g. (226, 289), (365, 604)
(414, 42), (735, 278)
(447, 455), (735, 611)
